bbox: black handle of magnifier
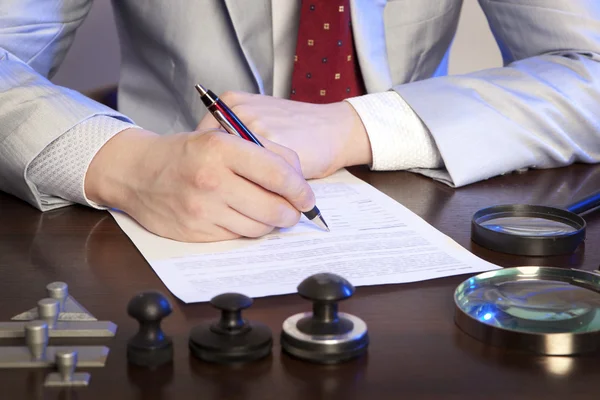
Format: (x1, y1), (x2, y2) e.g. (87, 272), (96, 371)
(565, 190), (600, 216)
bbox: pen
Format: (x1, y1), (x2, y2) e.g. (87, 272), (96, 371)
(194, 84), (330, 232)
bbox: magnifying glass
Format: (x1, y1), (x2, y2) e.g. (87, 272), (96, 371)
(471, 190), (600, 256)
(454, 266), (600, 355)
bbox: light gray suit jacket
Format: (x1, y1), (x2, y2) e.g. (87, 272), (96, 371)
(1, 0), (600, 210)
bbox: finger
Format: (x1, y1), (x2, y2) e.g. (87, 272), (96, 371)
(218, 90), (258, 107)
(177, 223), (241, 243)
(196, 112), (223, 132)
(171, 182), (275, 240)
(171, 196), (274, 241)
(213, 205), (276, 238)
(221, 170), (301, 228)
(196, 90), (256, 132)
(133, 211), (242, 243)
(225, 140), (316, 213)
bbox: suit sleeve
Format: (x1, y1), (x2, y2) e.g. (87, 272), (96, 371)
(392, 0), (600, 187)
(0, 0), (136, 209)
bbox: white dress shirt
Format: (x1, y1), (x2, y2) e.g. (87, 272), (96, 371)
(27, 1), (443, 210)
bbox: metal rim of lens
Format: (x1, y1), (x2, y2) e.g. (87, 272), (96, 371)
(454, 266), (600, 355)
(471, 205), (586, 256)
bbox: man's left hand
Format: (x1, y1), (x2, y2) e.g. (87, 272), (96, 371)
(197, 91), (373, 179)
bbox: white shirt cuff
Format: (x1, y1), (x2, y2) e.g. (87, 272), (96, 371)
(26, 115), (138, 210)
(345, 91), (444, 171)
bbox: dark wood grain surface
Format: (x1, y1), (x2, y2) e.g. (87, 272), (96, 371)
(1, 163), (600, 400)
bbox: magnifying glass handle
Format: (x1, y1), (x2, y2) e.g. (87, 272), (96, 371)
(565, 190), (600, 216)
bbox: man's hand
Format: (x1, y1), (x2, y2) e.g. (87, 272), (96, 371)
(84, 127), (316, 242)
(197, 91), (373, 179)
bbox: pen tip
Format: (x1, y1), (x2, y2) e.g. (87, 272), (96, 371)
(312, 215), (330, 232)
(195, 84), (207, 96)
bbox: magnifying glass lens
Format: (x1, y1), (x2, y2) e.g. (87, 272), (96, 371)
(455, 267), (600, 355)
(459, 277), (600, 333)
(472, 191), (599, 256)
(479, 216), (579, 237)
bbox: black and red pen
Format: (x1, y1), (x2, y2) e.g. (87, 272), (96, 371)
(195, 84), (329, 232)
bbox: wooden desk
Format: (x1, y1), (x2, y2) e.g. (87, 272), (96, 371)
(1, 164), (600, 399)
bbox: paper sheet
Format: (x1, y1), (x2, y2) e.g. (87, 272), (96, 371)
(109, 169), (500, 303)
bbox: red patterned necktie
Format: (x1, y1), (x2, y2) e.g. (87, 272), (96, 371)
(289, 0), (366, 103)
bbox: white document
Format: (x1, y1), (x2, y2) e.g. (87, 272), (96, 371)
(109, 169), (500, 303)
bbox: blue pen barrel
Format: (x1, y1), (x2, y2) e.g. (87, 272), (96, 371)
(566, 190), (600, 216)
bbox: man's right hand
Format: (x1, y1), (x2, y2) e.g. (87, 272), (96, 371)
(84, 128), (316, 242)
